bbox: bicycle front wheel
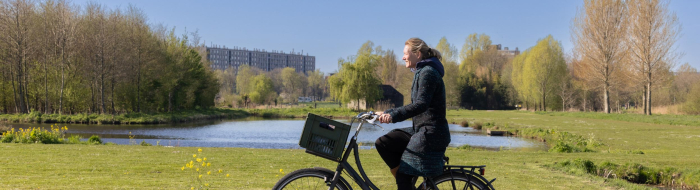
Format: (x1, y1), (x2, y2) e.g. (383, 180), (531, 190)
(427, 172), (492, 190)
(272, 167), (351, 190)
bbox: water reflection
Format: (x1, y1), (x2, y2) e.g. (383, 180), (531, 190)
(6, 118), (546, 150)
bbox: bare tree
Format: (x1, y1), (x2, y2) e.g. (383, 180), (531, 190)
(54, 0), (77, 115)
(0, 0), (37, 113)
(0, 1), (220, 114)
(627, 0), (681, 115)
(560, 78), (577, 111)
(126, 5), (147, 113)
(571, 0), (629, 113)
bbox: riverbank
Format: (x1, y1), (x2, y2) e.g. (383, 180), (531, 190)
(0, 107), (358, 125)
(0, 109), (249, 124)
(2, 111), (699, 189)
(245, 107), (356, 118)
(447, 110), (700, 189)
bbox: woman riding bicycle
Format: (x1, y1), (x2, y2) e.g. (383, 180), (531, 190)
(375, 37), (450, 190)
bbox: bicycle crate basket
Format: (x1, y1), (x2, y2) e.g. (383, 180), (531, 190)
(299, 113), (351, 162)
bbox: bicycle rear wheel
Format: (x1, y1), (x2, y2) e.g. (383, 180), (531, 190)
(272, 167), (351, 190)
(426, 172), (492, 190)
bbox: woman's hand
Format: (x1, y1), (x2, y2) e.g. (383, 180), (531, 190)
(378, 113), (392, 124)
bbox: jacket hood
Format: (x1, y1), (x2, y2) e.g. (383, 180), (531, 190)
(416, 57), (445, 77)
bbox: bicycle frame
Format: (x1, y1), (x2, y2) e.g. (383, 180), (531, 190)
(320, 116), (379, 190)
(307, 113), (437, 190)
(303, 113), (495, 190)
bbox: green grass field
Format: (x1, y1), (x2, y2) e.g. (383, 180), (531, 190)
(1, 110), (699, 189)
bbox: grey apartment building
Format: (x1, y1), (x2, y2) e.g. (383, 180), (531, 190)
(491, 44), (520, 58)
(207, 46), (315, 73)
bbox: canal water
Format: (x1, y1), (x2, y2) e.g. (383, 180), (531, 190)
(6, 118), (546, 150)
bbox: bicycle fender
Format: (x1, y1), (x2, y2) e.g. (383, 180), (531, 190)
(445, 169), (496, 190)
(311, 167), (352, 190)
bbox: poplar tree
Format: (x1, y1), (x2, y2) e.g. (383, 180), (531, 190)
(571, 0), (629, 113)
(627, 0), (681, 115)
(435, 37), (460, 107)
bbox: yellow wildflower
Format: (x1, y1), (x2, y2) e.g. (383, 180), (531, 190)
(202, 163), (205, 167)
(181, 166), (185, 170)
(279, 169), (283, 173)
(196, 158), (202, 162)
(203, 157), (207, 161)
(218, 169), (222, 173)
(198, 174), (202, 178)
(207, 171), (211, 175)
(191, 187), (194, 190)
(193, 154), (197, 158)
(205, 183), (209, 187)
(207, 163), (211, 167)
(198, 148), (202, 152)
(196, 168), (200, 172)
(226, 174), (230, 177)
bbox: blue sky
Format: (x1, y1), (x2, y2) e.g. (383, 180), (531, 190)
(76, 0), (699, 73)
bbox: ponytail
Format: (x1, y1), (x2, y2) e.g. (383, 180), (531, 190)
(405, 37), (442, 60)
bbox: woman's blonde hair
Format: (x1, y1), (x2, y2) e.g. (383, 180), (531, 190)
(405, 37), (442, 60)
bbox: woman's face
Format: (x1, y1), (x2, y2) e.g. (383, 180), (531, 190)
(402, 45), (421, 68)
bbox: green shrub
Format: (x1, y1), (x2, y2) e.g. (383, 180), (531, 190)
(66, 135), (82, 144)
(682, 83), (700, 115)
(460, 120), (469, 127)
(508, 127), (600, 153)
(88, 135), (102, 145)
(456, 144), (473, 150)
(552, 159), (699, 188)
(0, 126), (66, 144)
(1, 133), (14, 143)
(549, 141), (575, 153)
(140, 140), (152, 146)
(472, 122), (483, 130)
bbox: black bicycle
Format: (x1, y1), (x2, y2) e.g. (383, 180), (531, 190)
(273, 112), (496, 190)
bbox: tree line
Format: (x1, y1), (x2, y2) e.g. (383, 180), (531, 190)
(0, 0), (218, 114)
(214, 65), (328, 108)
(569, 0), (689, 115)
(3, 0), (699, 115)
(329, 0), (700, 115)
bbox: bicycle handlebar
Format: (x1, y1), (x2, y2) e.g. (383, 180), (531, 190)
(351, 112), (384, 137)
